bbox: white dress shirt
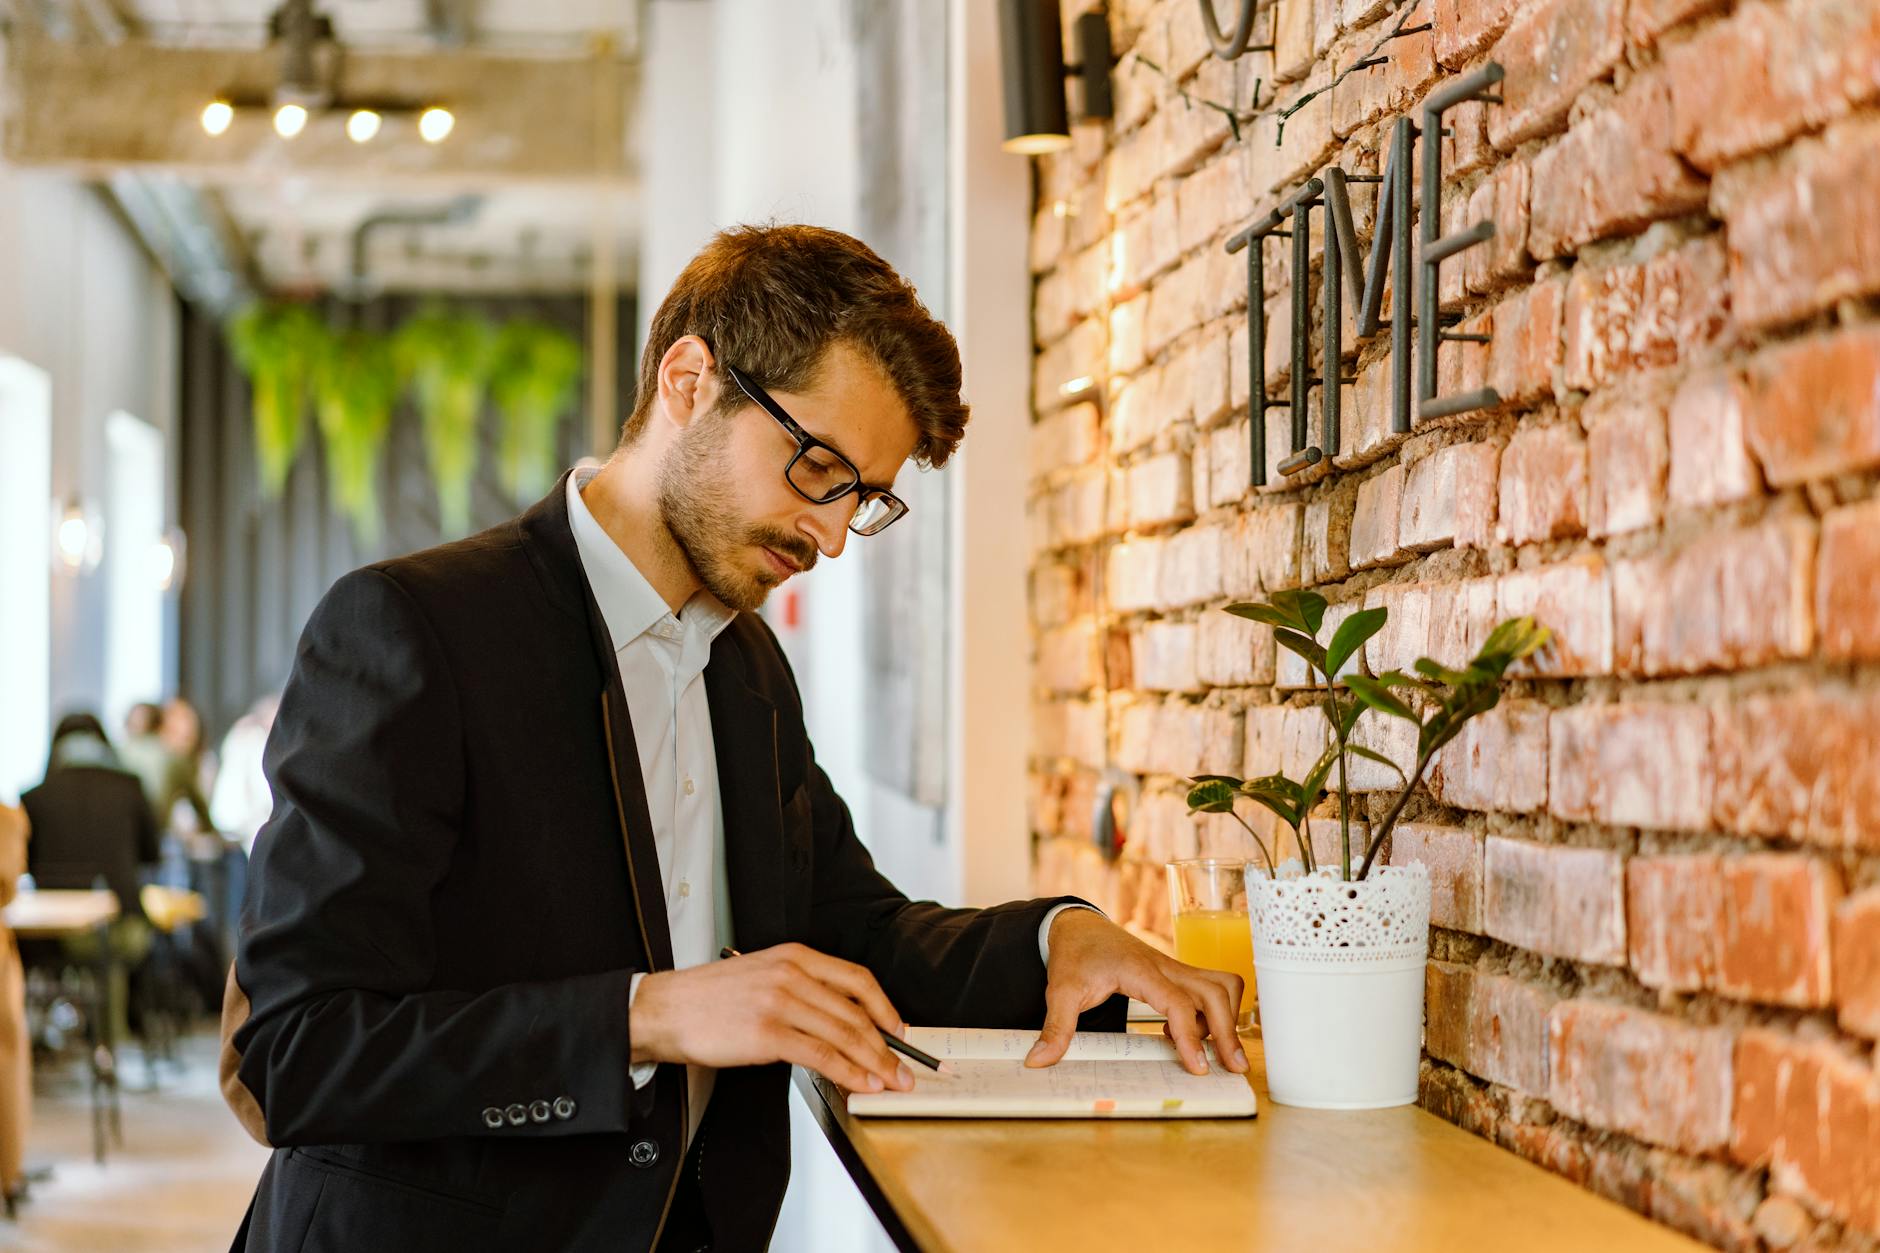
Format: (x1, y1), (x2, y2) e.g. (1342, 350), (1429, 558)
(567, 470), (1086, 1149)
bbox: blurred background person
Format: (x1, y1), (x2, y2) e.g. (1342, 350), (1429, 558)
(209, 694), (277, 858)
(19, 714), (160, 1045)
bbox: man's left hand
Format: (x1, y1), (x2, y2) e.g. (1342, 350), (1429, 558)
(1027, 908), (1248, 1078)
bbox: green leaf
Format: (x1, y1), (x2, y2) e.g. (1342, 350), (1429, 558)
(1345, 673), (1419, 722)
(1188, 774), (1245, 786)
(1275, 629), (1329, 676)
(1269, 589), (1328, 635)
(1222, 602), (1299, 630)
(1348, 744), (1407, 784)
(1300, 745), (1337, 804)
(1186, 778), (1241, 814)
(1326, 607), (1387, 678)
(1413, 657), (1480, 687)
(1240, 775), (1304, 829)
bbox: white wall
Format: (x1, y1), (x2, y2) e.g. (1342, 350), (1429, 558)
(0, 161), (180, 787)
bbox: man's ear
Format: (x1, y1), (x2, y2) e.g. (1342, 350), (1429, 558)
(655, 335), (719, 432)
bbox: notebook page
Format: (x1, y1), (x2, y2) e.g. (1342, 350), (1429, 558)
(904, 1027), (1227, 1065)
(847, 1056), (1257, 1119)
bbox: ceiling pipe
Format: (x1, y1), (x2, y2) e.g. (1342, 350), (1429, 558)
(346, 196), (484, 300)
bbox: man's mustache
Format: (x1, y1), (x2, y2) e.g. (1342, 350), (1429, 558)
(752, 529), (818, 573)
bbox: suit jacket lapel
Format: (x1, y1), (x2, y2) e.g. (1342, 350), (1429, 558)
(517, 473), (676, 972)
(705, 627), (788, 952)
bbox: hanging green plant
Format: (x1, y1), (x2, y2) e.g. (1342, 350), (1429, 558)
(227, 301), (326, 497)
(489, 319), (584, 506)
(313, 327), (401, 549)
(395, 306), (494, 537)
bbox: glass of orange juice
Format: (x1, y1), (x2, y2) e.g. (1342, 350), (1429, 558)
(1166, 858), (1256, 1027)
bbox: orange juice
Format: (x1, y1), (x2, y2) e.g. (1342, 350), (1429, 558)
(1173, 908), (1257, 1021)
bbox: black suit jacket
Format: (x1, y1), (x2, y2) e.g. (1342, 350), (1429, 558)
(22, 765), (160, 919)
(221, 475), (1118, 1252)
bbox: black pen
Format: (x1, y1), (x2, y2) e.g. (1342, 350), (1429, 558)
(718, 946), (955, 1078)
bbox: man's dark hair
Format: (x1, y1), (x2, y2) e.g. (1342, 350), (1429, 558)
(625, 224), (969, 468)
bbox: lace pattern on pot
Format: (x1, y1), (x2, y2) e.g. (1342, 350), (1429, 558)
(1250, 864), (1430, 964)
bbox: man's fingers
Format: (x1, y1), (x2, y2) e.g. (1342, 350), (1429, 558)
(1149, 982), (1209, 1075)
(775, 988), (910, 1090)
(780, 945), (905, 1037)
(779, 1028), (893, 1095)
(1188, 972), (1248, 1073)
(1025, 984), (1086, 1068)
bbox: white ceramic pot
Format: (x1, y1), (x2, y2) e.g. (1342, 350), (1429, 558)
(1249, 862), (1431, 1109)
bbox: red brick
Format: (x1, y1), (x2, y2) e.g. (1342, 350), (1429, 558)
(1302, 486), (1354, 585)
(1667, 0), (1880, 174)
(1637, 234), (1732, 375)
(1116, 700), (1241, 777)
(1424, 576), (1499, 673)
(1487, 0), (1627, 150)
(1562, 261), (1645, 393)
(1030, 557), (1091, 629)
(1195, 611), (1274, 688)
(1432, 0), (1519, 68)
(1740, 327), (1880, 485)
(1400, 441), (1500, 552)
(1031, 401), (1102, 482)
(1715, 854), (1843, 1009)
(1550, 1001), (1734, 1154)
(1242, 704), (1323, 782)
(1155, 523), (1227, 609)
(1472, 973), (1558, 1097)
(1528, 72), (1709, 261)
(1233, 503), (1304, 594)
(1032, 316), (1106, 414)
(1489, 277), (1564, 407)
(1731, 1030), (1880, 1232)
(1585, 389), (1668, 539)
(1425, 960), (1478, 1071)
(1484, 836), (1626, 965)
(1818, 498), (1880, 662)
(1143, 254), (1207, 359)
(1834, 888), (1880, 1038)
(1391, 824), (1484, 933)
(1627, 854), (1724, 993)
(1498, 555), (1613, 678)
(1641, 1149), (1763, 1253)
(1132, 621), (1199, 693)
(1462, 161), (1532, 293)
(1435, 699), (1550, 815)
(1124, 451), (1194, 529)
(1667, 369), (1762, 509)
(1037, 620), (1102, 693)
(1106, 538), (1164, 613)
(1611, 516), (1816, 677)
(1350, 463), (1406, 570)
(1332, 14), (1440, 140)
(1627, 0), (1727, 46)
(1711, 687), (1880, 850)
(1033, 698), (1105, 767)
(1497, 422), (1587, 545)
(1725, 120), (1880, 332)
(1548, 701), (1712, 831)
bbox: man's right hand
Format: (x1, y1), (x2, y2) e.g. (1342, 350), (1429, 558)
(628, 943), (914, 1093)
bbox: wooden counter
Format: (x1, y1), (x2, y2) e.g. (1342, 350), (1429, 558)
(794, 1034), (1702, 1252)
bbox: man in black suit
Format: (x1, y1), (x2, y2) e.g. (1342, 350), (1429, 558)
(221, 224), (1246, 1252)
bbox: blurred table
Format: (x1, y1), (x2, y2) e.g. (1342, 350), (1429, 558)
(139, 885), (205, 933)
(5, 889), (119, 938)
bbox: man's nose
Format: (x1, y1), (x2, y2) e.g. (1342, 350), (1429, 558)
(799, 496), (858, 560)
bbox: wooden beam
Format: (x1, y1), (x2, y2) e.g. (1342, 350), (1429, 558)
(3, 34), (637, 186)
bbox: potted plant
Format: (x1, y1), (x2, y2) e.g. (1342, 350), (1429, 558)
(1186, 589), (1548, 1108)
(313, 327), (401, 549)
(227, 301), (327, 498)
(396, 307), (494, 537)
(489, 319), (584, 507)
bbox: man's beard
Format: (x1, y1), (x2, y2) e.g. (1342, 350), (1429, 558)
(656, 418), (820, 613)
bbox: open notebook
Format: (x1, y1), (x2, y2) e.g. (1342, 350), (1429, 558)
(846, 1028), (1257, 1119)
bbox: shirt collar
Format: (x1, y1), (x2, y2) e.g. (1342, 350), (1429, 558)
(566, 468), (736, 653)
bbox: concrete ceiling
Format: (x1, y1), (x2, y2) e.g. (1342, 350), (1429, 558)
(4, 0), (643, 297)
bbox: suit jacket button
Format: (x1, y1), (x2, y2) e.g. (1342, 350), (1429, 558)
(529, 1100), (552, 1123)
(552, 1096), (577, 1120)
(505, 1103), (528, 1127)
(629, 1139), (659, 1168)
(482, 1107), (505, 1129)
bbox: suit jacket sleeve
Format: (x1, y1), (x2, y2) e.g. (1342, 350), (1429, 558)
(222, 567), (640, 1147)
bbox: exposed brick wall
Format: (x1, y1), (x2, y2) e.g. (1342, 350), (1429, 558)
(1024, 0), (1880, 1245)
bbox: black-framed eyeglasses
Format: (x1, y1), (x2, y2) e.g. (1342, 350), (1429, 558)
(724, 363), (910, 536)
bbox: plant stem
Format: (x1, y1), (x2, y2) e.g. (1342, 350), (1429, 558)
(1356, 747), (1433, 879)
(1229, 813), (1279, 880)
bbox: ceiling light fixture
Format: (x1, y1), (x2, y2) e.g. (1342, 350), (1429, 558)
(201, 100), (235, 136)
(998, 0), (1113, 155)
(346, 109), (382, 143)
(418, 107), (455, 143)
(273, 103), (309, 138)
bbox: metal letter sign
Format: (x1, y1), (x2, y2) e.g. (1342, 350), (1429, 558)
(1226, 62), (1506, 486)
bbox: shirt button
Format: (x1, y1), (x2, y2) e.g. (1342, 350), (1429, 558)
(678, 880), (691, 898)
(683, 777), (696, 796)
